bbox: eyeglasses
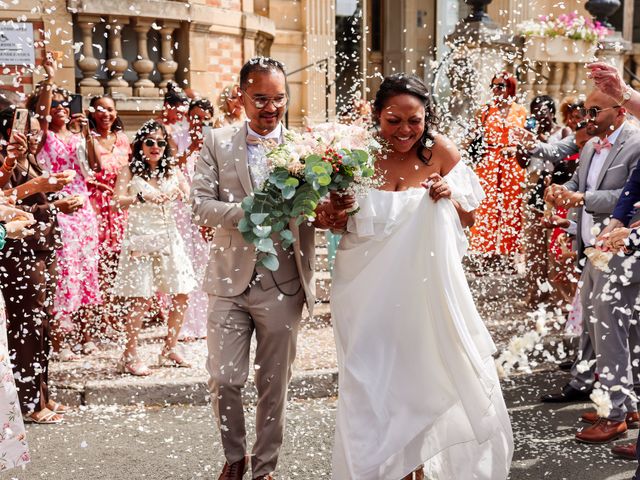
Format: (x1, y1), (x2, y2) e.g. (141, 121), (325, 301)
(143, 138), (167, 148)
(240, 90), (288, 109)
(584, 106), (620, 118)
(491, 83), (507, 90)
(51, 100), (69, 109)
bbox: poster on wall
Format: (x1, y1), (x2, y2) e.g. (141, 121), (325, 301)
(0, 22), (35, 66)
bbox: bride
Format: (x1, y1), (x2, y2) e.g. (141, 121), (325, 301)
(324, 74), (513, 480)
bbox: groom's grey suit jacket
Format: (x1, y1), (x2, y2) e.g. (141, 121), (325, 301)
(190, 122), (316, 313)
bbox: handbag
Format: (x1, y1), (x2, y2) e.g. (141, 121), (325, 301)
(126, 198), (172, 259)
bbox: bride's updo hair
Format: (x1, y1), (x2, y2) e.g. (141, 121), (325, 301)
(373, 74), (438, 165)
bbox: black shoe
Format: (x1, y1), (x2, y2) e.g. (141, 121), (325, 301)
(558, 360), (574, 372)
(540, 384), (592, 403)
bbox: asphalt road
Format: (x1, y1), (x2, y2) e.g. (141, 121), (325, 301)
(0, 370), (637, 480)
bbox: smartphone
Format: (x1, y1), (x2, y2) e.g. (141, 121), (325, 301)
(525, 117), (537, 131)
(9, 108), (29, 143)
(68, 94), (82, 115)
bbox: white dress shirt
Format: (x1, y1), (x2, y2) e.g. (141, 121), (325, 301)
(581, 122), (625, 247)
(246, 122), (283, 189)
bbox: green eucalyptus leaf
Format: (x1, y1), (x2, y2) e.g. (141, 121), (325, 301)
(237, 217), (252, 233)
(250, 213), (269, 225)
(260, 253), (280, 272)
(253, 225), (272, 238)
(257, 237), (276, 255)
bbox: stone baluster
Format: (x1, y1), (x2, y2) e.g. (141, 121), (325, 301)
(546, 61), (563, 99)
(574, 66), (588, 96)
(77, 16), (103, 95)
(561, 62), (577, 97)
(534, 61), (548, 96)
(158, 22), (180, 89)
(132, 20), (159, 97)
(105, 17), (132, 96)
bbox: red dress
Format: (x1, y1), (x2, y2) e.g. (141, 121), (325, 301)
(469, 102), (527, 256)
(87, 131), (130, 290)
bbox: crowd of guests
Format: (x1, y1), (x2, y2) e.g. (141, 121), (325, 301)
(468, 66), (640, 465)
(0, 56), (247, 430)
(0, 51), (637, 476)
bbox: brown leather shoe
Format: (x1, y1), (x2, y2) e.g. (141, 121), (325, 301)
(401, 466), (425, 480)
(218, 456), (248, 480)
(575, 418), (628, 444)
(611, 442), (637, 460)
(581, 411), (640, 428)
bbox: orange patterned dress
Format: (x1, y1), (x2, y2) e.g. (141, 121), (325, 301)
(470, 102), (527, 256)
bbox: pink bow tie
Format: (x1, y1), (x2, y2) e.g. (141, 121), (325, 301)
(246, 134), (278, 149)
(593, 138), (612, 154)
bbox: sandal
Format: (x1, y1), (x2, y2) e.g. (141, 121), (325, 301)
(46, 400), (70, 414)
(24, 408), (64, 424)
(82, 341), (98, 355)
(158, 350), (192, 368)
(57, 348), (80, 362)
(117, 356), (151, 376)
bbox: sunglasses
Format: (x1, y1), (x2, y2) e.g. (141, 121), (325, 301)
(584, 106), (620, 118)
(143, 138), (168, 148)
(51, 100), (69, 109)
(492, 83), (507, 90)
(240, 90), (288, 109)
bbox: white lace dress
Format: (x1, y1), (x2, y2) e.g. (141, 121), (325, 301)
(112, 174), (197, 298)
(331, 162), (513, 479)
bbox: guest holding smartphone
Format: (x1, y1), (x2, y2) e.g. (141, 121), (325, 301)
(39, 88), (102, 358)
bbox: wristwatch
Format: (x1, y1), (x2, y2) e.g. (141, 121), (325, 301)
(620, 86), (633, 106)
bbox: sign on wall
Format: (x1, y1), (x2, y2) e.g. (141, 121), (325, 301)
(0, 22), (35, 66)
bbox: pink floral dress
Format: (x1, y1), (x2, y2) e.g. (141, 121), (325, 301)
(87, 131), (131, 292)
(0, 295), (29, 471)
(40, 131), (102, 330)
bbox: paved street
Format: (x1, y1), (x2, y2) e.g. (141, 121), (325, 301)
(0, 369), (637, 480)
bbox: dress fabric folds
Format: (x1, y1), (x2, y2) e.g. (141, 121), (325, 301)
(331, 162), (513, 480)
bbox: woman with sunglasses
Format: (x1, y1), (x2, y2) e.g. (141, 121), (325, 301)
(38, 88), (102, 359)
(112, 121), (197, 375)
(85, 95), (131, 327)
(469, 71), (527, 272)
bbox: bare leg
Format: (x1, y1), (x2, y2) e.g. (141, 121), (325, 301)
(122, 297), (151, 360)
(160, 294), (191, 367)
(164, 294), (189, 352)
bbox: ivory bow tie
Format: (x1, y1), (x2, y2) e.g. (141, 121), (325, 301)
(593, 138), (612, 154)
(246, 134), (278, 149)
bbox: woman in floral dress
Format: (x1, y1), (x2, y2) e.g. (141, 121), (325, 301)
(0, 199), (34, 468)
(39, 89), (102, 356)
(86, 95), (130, 327)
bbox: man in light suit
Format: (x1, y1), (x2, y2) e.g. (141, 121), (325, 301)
(541, 88), (640, 443)
(191, 58), (319, 480)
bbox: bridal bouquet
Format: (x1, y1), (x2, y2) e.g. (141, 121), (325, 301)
(239, 122), (380, 271)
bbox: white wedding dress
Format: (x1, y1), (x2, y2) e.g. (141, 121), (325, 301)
(331, 162), (513, 480)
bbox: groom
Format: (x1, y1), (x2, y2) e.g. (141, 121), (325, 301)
(191, 58), (316, 480)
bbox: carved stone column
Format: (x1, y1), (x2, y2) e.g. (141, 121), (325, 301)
(105, 17), (132, 96)
(546, 62), (563, 99)
(561, 63), (578, 97)
(77, 16), (103, 95)
(157, 22), (180, 89)
(132, 19), (159, 97)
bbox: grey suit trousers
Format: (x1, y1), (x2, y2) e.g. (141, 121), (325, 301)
(570, 261), (640, 420)
(206, 278), (304, 477)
